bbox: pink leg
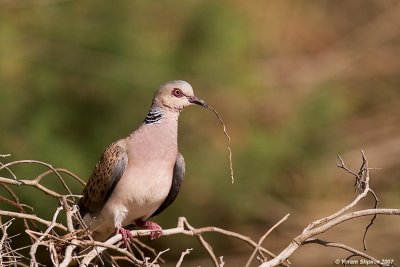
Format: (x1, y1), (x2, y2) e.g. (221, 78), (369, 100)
(116, 224), (132, 247)
(135, 220), (163, 240)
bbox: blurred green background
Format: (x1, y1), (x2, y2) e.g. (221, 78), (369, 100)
(1, 0), (400, 266)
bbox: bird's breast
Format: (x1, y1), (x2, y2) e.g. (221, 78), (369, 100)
(98, 153), (177, 227)
(122, 159), (175, 205)
(93, 114), (180, 235)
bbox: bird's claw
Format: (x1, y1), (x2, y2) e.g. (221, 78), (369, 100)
(116, 225), (132, 247)
(136, 220), (163, 240)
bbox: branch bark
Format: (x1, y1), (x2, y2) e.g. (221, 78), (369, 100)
(0, 152), (398, 267)
(258, 151), (398, 267)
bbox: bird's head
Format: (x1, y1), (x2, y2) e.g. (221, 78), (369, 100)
(153, 80), (208, 111)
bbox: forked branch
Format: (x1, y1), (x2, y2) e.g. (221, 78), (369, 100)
(0, 152), (398, 267)
(258, 151), (398, 267)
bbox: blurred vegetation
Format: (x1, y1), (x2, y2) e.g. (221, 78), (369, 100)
(1, 0), (400, 266)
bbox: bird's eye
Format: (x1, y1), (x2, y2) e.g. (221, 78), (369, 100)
(172, 88), (183, 98)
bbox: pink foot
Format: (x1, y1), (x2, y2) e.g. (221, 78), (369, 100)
(135, 220), (163, 240)
(116, 224), (133, 247)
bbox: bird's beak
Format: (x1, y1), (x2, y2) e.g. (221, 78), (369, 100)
(188, 96), (208, 108)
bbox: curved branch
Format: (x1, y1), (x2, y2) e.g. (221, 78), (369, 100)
(258, 151), (398, 267)
(80, 216), (278, 266)
(0, 210), (67, 231)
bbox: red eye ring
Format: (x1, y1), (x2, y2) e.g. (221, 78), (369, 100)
(172, 88), (183, 98)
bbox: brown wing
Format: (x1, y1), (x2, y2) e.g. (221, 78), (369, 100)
(78, 139), (128, 217)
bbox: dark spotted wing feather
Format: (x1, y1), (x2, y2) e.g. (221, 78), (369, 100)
(151, 153), (185, 217)
(78, 140), (128, 217)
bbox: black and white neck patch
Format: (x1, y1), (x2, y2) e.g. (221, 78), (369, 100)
(144, 108), (164, 124)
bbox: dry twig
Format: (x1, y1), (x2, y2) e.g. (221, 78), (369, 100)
(0, 152), (398, 267)
(258, 151), (399, 267)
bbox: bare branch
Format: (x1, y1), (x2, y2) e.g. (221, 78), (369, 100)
(245, 213), (290, 267)
(258, 152), (398, 267)
(1, 151), (398, 267)
(29, 206), (63, 267)
(0, 210), (67, 231)
(176, 248), (193, 267)
(303, 239), (385, 266)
